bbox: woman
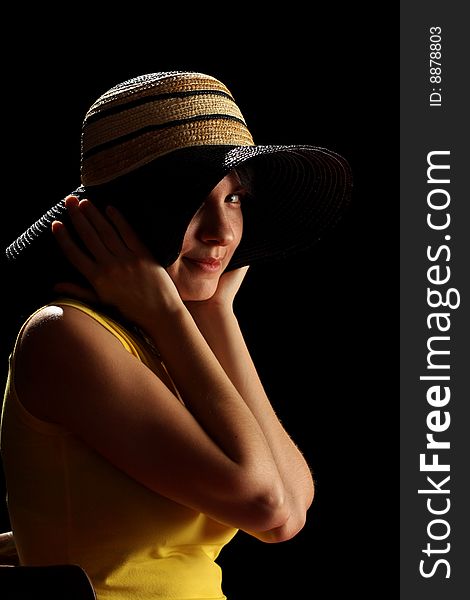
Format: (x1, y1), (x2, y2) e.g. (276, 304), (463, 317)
(1, 71), (352, 599)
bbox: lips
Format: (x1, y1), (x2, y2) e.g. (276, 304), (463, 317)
(183, 256), (223, 273)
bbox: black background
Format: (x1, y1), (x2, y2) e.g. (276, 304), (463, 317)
(0, 7), (398, 599)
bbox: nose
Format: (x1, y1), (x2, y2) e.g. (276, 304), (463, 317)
(196, 202), (235, 247)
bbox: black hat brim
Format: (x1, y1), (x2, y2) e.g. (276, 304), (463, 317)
(5, 144), (352, 278)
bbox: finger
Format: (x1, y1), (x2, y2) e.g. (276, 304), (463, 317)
(64, 198), (114, 262)
(230, 265), (250, 285)
(219, 265), (250, 298)
(64, 195), (80, 209)
(105, 205), (153, 258)
(52, 220), (97, 279)
(78, 200), (131, 257)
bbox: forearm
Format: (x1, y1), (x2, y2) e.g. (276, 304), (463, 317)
(189, 305), (315, 517)
(140, 303), (286, 496)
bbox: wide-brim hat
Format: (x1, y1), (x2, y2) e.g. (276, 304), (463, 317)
(5, 71), (353, 274)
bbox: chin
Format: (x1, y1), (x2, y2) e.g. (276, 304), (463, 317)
(177, 279), (219, 302)
(166, 260), (223, 302)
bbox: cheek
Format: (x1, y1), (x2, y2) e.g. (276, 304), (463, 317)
(165, 262), (177, 282)
(177, 225), (195, 256)
(232, 213), (243, 247)
(165, 258), (189, 288)
(165, 262), (220, 301)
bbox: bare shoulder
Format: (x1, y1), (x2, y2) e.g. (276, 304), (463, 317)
(20, 303), (113, 341)
(19, 303), (125, 356)
(17, 304), (124, 372)
(15, 303), (126, 420)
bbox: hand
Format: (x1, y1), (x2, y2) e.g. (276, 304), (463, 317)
(52, 196), (182, 327)
(185, 265), (249, 316)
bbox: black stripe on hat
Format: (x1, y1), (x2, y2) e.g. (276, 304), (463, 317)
(82, 113), (248, 160)
(85, 90), (236, 126)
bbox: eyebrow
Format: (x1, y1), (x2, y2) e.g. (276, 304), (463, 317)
(232, 185), (249, 194)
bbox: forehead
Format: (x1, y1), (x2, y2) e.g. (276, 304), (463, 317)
(211, 170), (246, 192)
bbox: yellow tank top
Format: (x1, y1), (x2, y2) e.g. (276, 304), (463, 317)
(0, 299), (238, 599)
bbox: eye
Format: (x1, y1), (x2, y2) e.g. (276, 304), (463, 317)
(225, 193), (243, 204)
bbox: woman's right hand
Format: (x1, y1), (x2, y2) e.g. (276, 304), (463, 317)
(52, 195), (183, 328)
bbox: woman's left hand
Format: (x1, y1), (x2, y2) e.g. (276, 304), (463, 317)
(186, 265), (249, 314)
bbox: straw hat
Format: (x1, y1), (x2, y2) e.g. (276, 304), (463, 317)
(5, 71), (353, 272)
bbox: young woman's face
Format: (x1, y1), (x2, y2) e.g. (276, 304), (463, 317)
(166, 171), (245, 301)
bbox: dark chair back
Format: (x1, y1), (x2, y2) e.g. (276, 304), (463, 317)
(0, 564), (97, 600)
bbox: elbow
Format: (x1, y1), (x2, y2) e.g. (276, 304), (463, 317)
(229, 467), (289, 532)
(247, 506), (309, 544)
(243, 478), (314, 544)
(263, 511), (308, 544)
(248, 482), (290, 532)
(222, 460), (315, 534)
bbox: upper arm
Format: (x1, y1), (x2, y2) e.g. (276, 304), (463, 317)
(14, 305), (250, 526)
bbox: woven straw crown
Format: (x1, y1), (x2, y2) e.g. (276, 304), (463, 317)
(81, 72), (255, 186)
